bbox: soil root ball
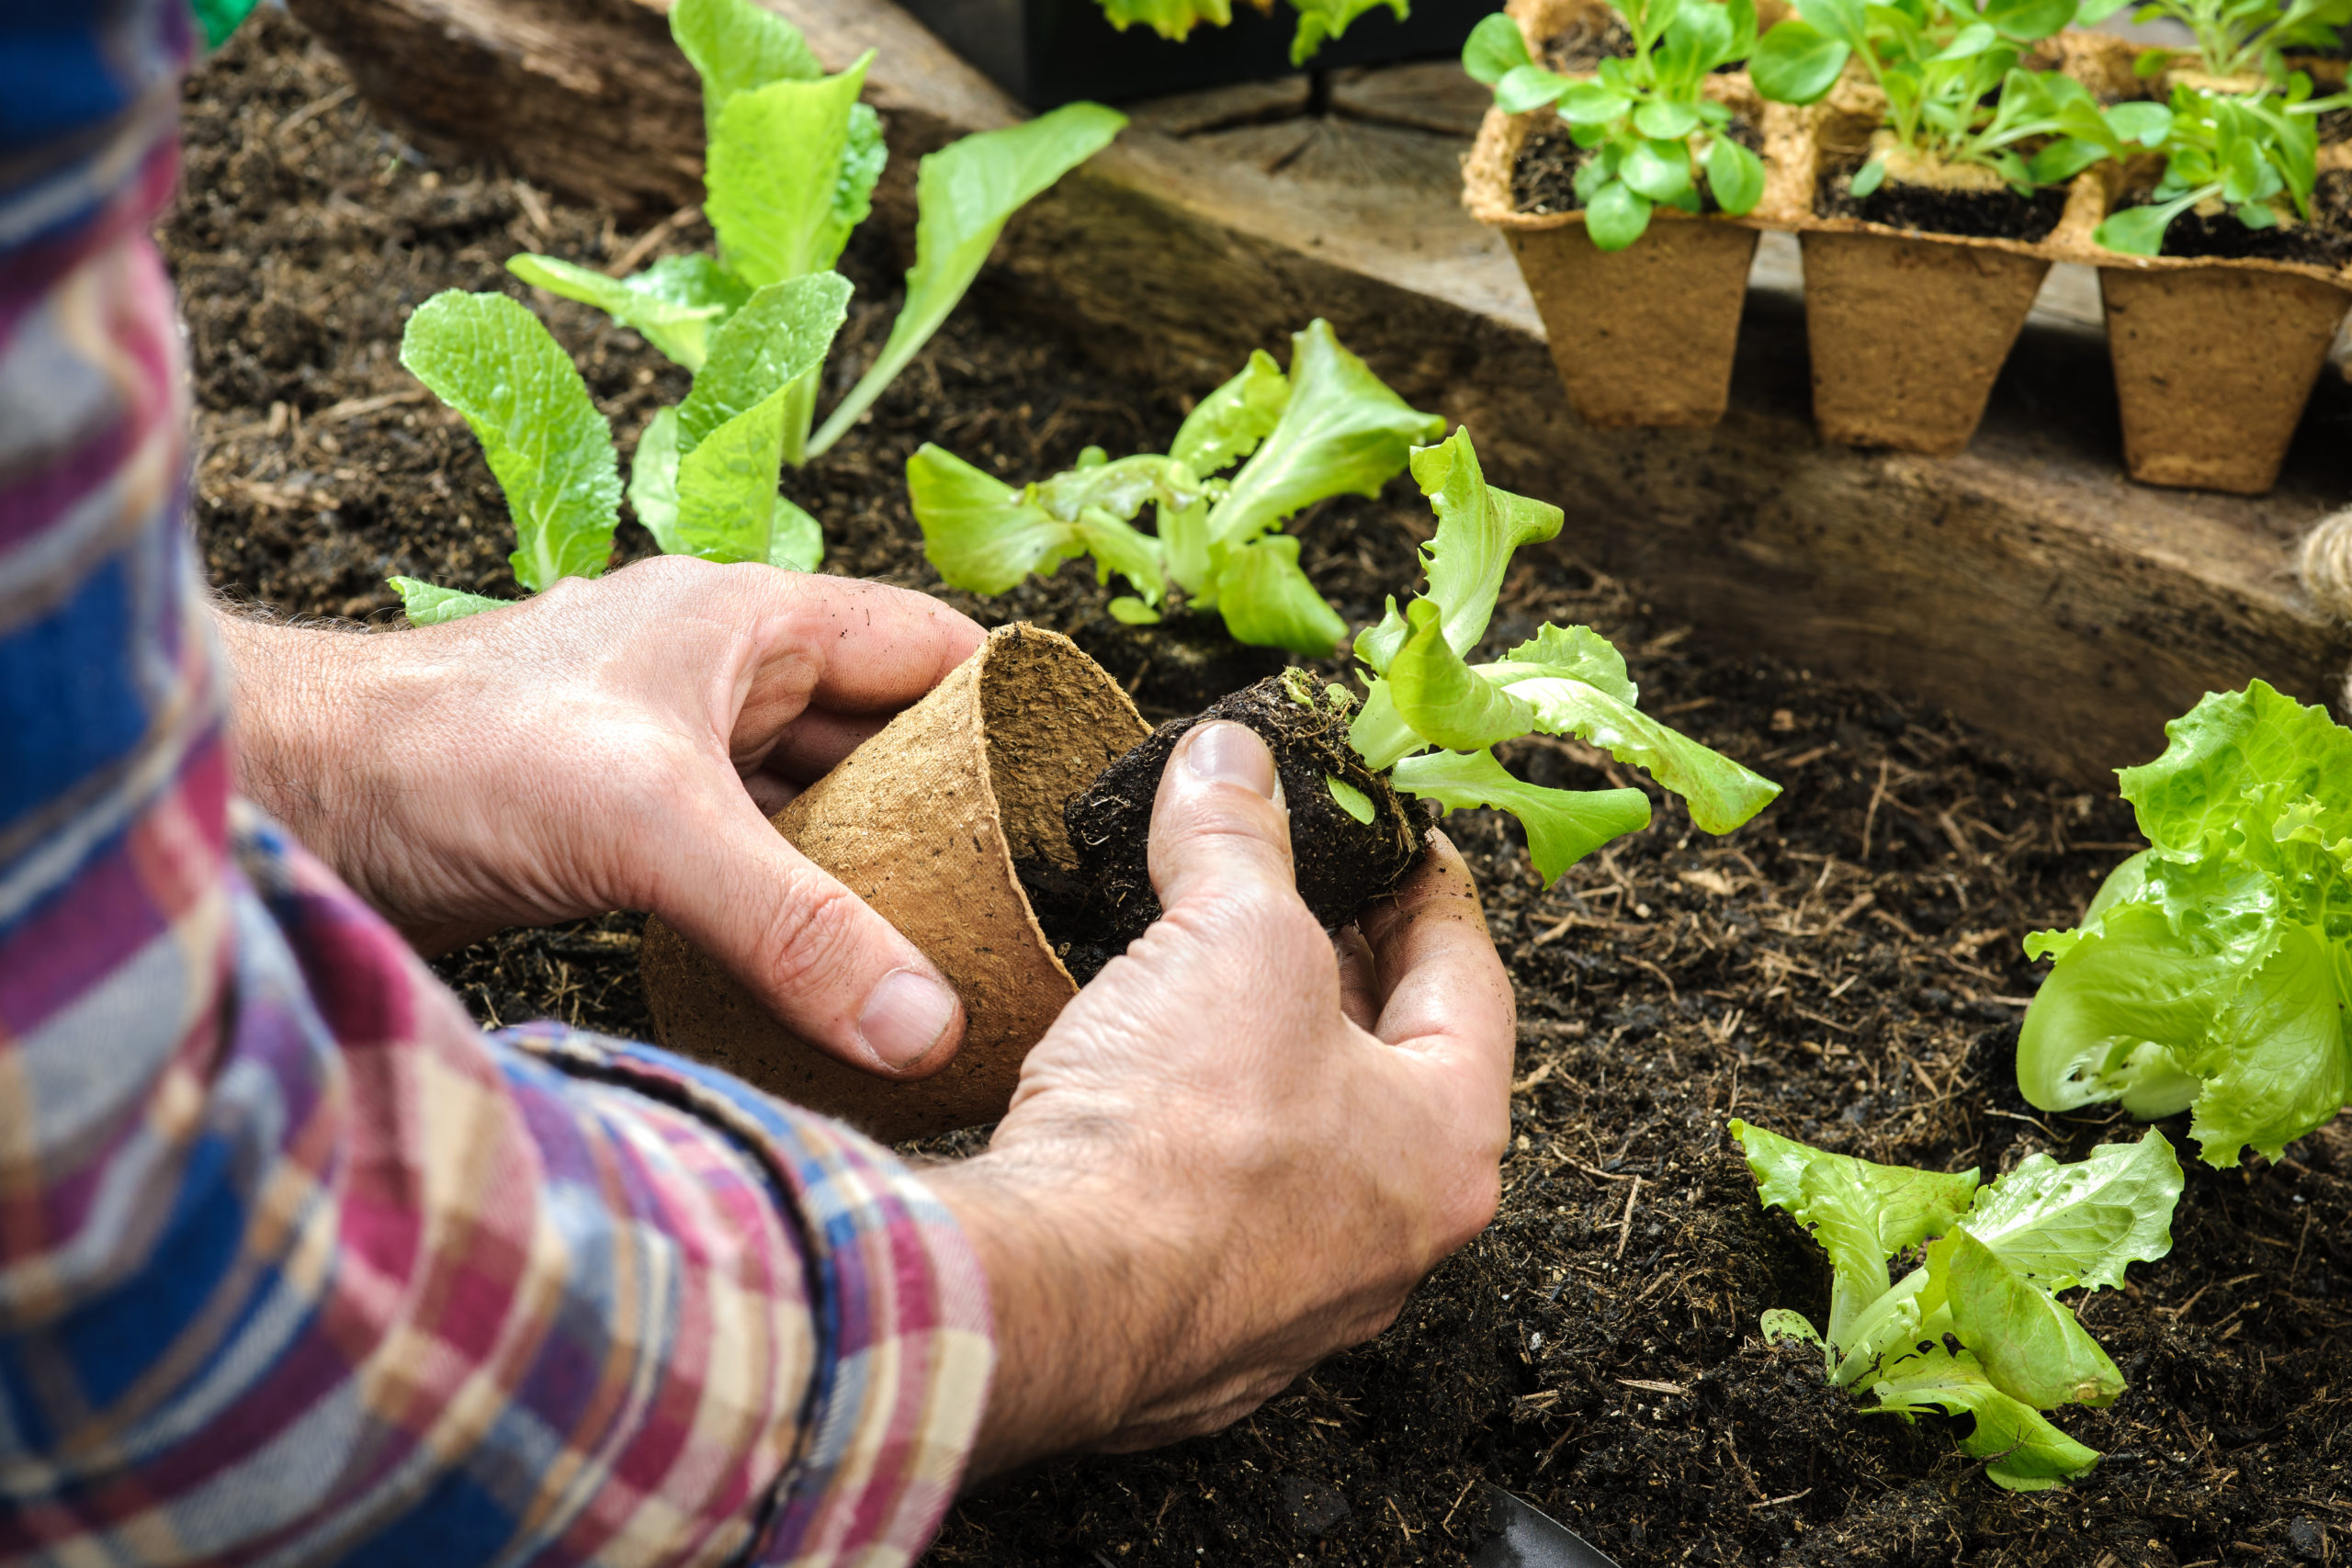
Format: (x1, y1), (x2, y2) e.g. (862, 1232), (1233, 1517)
(1064, 671), (1423, 947)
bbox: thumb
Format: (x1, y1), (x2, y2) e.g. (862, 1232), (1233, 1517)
(650, 778), (967, 1080)
(1148, 721), (1297, 915)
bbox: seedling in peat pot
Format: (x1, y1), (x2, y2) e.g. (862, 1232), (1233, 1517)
(2075, 0), (2351, 86)
(1035, 428), (1781, 971)
(1463, 0), (1768, 250)
(2018, 681), (2352, 1167)
(1730, 1122), (2183, 1491)
(390, 0), (1122, 622)
(1749, 0), (2134, 200)
(908, 321), (1442, 657)
(1097, 0), (1408, 64)
(2090, 77), (2351, 256)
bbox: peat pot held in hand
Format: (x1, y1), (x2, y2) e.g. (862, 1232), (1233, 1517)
(640, 623), (1151, 1144)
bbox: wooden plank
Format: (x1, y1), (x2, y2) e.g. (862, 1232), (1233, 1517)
(282, 0), (2352, 784)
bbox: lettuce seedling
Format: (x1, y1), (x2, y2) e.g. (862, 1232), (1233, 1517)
(1731, 1122), (2182, 1492)
(2019, 682), (2352, 1166)
(1751, 0), (2132, 197)
(1343, 429), (1781, 874)
(1463, 0), (1768, 251)
(907, 321), (1443, 657)
(2075, 0), (2350, 85)
(1096, 0), (1407, 67)
(2090, 77), (2350, 255)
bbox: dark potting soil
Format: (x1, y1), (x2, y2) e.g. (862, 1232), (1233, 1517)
(1512, 117), (1767, 217)
(2111, 169), (2352, 268)
(1539, 13), (1634, 73)
(1059, 671), (1423, 952)
(173, 16), (2352, 1568)
(1815, 155), (2070, 242)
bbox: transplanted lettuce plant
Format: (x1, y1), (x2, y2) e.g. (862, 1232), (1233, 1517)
(1463, 0), (1768, 250)
(1750, 0), (2132, 198)
(390, 0), (1121, 623)
(2019, 682), (2352, 1166)
(2090, 77), (2350, 255)
(908, 321), (1443, 657)
(1731, 1122), (2183, 1491)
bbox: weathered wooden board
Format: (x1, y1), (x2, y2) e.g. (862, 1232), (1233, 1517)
(283, 0), (2352, 784)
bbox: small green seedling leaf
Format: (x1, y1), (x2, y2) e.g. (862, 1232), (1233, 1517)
(1759, 1308), (1826, 1354)
(629, 406), (684, 550)
(1707, 135), (1767, 213)
(1171, 348), (1289, 478)
(1938, 1230), (2124, 1410)
(1387, 599), (1538, 753)
(672, 0), (822, 137)
(769, 495), (823, 571)
(676, 273), (853, 449)
(1097, 0), (1236, 40)
(906, 444), (1090, 592)
(1326, 774), (1377, 824)
(390, 577), (507, 624)
(1463, 11), (1534, 84)
(1108, 595), (1163, 625)
(1849, 155), (1887, 197)
(706, 56), (876, 289)
(1213, 535), (1349, 656)
(1497, 63), (1575, 113)
(1288, 0), (1405, 65)
(400, 290), (621, 592)
(1869, 1345), (2104, 1492)
(507, 252), (751, 371)
(1357, 428), (1563, 674)
(1583, 178), (1654, 249)
(1388, 750), (1651, 882)
(1751, 17), (1850, 103)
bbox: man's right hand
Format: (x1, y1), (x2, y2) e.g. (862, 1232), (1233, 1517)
(930, 720), (1516, 1474)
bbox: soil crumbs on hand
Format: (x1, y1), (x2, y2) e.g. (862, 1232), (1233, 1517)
(174, 17), (2352, 1568)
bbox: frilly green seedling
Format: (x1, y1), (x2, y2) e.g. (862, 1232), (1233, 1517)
(907, 321), (1443, 658)
(390, 0), (1121, 622)
(1731, 1122), (2183, 1491)
(2019, 681), (2352, 1166)
(2090, 77), (2350, 256)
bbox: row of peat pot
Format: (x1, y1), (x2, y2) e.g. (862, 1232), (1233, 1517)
(1464, 5), (2352, 495)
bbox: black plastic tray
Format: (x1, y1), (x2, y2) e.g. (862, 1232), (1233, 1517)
(899, 0), (1488, 107)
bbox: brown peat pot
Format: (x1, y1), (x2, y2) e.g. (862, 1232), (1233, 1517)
(640, 623), (1150, 1142)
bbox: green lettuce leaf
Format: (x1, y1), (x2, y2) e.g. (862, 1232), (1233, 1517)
(906, 444), (1090, 592)
(1867, 1344), (2103, 1492)
(505, 252), (751, 371)
(1214, 535), (1349, 657)
(770, 495), (823, 571)
(1289, 0), (1407, 64)
(1949, 1130), (2183, 1295)
(673, 389), (797, 564)
(1464, 11), (1534, 84)
(672, 0), (821, 136)
(705, 56), (876, 290)
(808, 104), (1126, 458)
(1204, 321), (1444, 552)
(1389, 750), (1651, 881)
(1494, 665), (1781, 834)
(1937, 1230), (2123, 1410)
(1386, 598), (1537, 753)
(675, 273), (852, 449)
(390, 577), (507, 625)
(1171, 348), (1289, 478)
(629, 406), (684, 550)
(1356, 428), (1563, 673)
(400, 290), (620, 592)
(1097, 0), (1235, 40)
(2018, 682), (2352, 1165)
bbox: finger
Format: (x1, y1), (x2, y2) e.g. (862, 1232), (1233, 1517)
(649, 769), (967, 1079)
(1147, 721), (1296, 917)
(741, 768), (798, 818)
(1359, 832), (1515, 1078)
(742, 573), (985, 719)
(1332, 926), (1379, 1032)
(752, 708), (893, 784)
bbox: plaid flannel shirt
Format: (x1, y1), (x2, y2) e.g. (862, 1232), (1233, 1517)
(0, 5), (994, 1563)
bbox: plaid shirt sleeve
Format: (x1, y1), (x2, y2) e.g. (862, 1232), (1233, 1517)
(0, 6), (994, 1565)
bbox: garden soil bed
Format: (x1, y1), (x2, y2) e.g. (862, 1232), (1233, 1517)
(173, 16), (2352, 1567)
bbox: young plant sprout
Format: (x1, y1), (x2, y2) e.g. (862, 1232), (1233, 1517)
(909, 321), (1442, 657)
(2076, 0), (2350, 86)
(1042, 428), (1781, 964)
(389, 0), (1121, 623)
(1097, 0), (1407, 67)
(1731, 1122), (2184, 1492)
(2018, 682), (2352, 1166)
(1749, 0), (2131, 198)
(1463, 0), (1769, 250)
(2090, 77), (2350, 255)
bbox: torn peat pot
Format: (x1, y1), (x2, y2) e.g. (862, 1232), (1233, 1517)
(642, 624), (1151, 1141)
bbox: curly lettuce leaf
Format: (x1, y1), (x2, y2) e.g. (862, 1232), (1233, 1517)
(400, 290), (620, 592)
(1171, 348), (1289, 479)
(1493, 662), (1781, 835)
(1356, 428), (1563, 674)
(1097, 0), (1236, 40)
(1386, 598), (1536, 753)
(1212, 535), (1348, 656)
(1289, 0), (1407, 64)
(907, 445), (1091, 593)
(1867, 1343), (2103, 1492)
(808, 104), (1126, 458)
(1204, 320), (1444, 553)
(506, 252), (751, 372)
(1390, 750), (1650, 882)
(1952, 1130), (2183, 1295)
(389, 578), (506, 625)
(1936, 1229), (2123, 1411)
(706, 56), (876, 291)
(2019, 682), (2352, 1164)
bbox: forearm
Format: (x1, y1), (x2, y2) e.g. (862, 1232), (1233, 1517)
(211, 606), (372, 851)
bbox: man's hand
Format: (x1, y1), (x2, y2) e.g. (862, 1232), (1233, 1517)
(930, 721), (1515, 1474)
(216, 557), (983, 1077)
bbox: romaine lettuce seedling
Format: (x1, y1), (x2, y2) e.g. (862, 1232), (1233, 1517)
(2089, 77), (2350, 255)
(1463, 0), (1768, 250)
(1731, 1122), (2182, 1492)
(1750, 0), (2132, 197)
(386, 0), (1121, 623)
(1346, 428), (1781, 876)
(2019, 681), (2352, 1166)
(2075, 0), (2350, 85)
(1097, 0), (1406, 67)
(908, 321), (1443, 657)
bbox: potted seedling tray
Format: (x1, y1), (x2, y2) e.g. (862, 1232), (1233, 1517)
(899, 0), (1487, 108)
(642, 624), (1154, 1141)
